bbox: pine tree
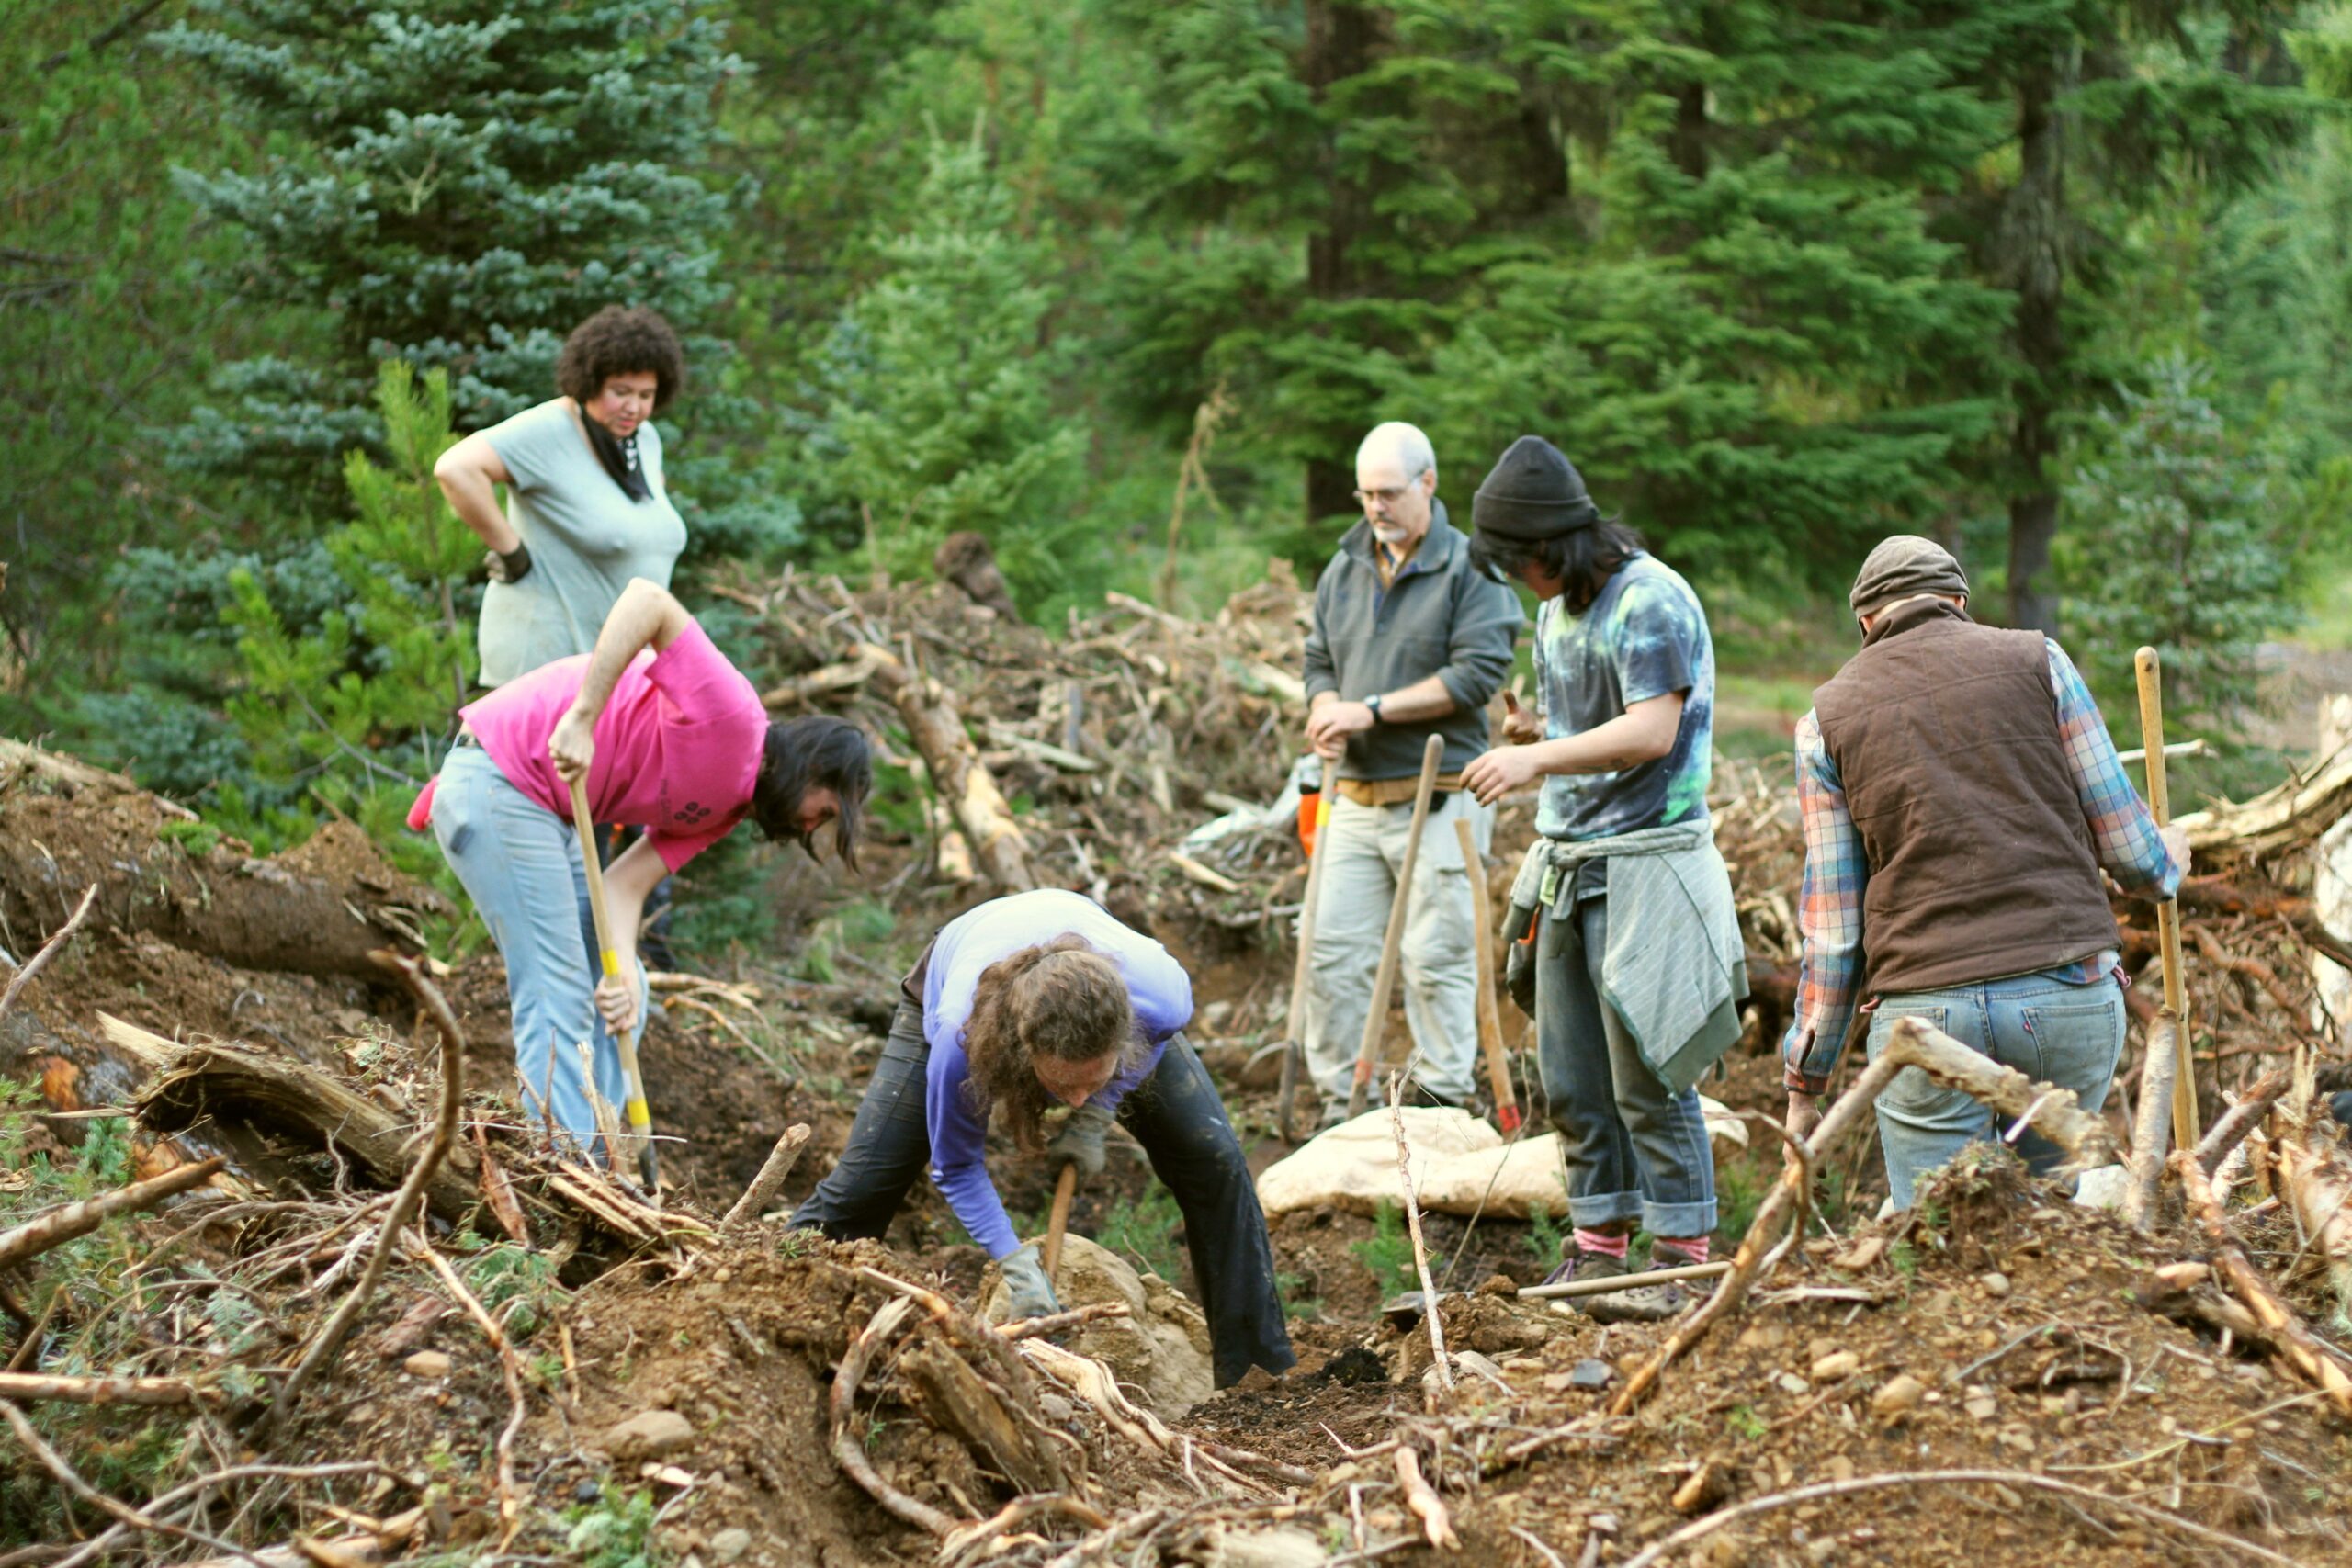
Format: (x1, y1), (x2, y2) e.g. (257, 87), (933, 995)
(813, 129), (1090, 611)
(219, 362), (477, 858)
(156, 0), (751, 516)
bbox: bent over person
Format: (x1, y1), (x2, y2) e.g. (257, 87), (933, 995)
(1463, 436), (1745, 1322)
(793, 888), (1295, 1388)
(1781, 537), (2187, 1210)
(408, 579), (871, 1152)
(1299, 422), (1521, 1123)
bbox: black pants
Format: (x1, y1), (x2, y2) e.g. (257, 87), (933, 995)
(792, 998), (1296, 1386)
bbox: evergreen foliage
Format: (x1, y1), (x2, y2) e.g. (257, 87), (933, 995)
(156, 0), (752, 515)
(2057, 356), (2299, 731)
(215, 362), (477, 865)
(813, 130), (1091, 609)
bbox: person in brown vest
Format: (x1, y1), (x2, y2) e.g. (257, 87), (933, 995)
(1780, 537), (2188, 1209)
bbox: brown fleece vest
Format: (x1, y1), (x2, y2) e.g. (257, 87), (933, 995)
(1813, 597), (2118, 996)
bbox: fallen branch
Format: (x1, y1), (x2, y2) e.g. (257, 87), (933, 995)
(1393, 1445), (1459, 1551)
(2195, 1069), (2288, 1177)
(0, 883), (96, 1021)
(2272, 1106), (2352, 1319)
(2123, 1017), (2182, 1234)
(1611, 1016), (2112, 1415)
(760, 646), (887, 711)
(1619, 1465), (2301, 1568)
(831, 1296), (957, 1537)
(0, 1371), (224, 1406)
(0, 1399), (255, 1565)
(269, 954), (464, 1431)
(1518, 1260), (1731, 1302)
(860, 643), (1035, 891)
(2175, 1150), (2352, 1418)
(0, 1156), (223, 1270)
(1022, 1339), (1314, 1493)
(998, 1302), (1132, 1340)
(723, 1123), (812, 1230)
(1389, 1076), (1452, 1397)
(410, 1242), (529, 1547)
(2189, 924), (2307, 1022)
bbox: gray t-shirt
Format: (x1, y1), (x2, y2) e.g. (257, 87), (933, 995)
(476, 398), (686, 686)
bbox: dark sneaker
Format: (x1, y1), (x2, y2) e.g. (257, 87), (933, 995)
(1541, 1247), (1626, 1292)
(1584, 1273), (1690, 1324)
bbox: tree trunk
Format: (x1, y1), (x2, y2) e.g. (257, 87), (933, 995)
(1302, 0), (1380, 526)
(2005, 58), (2066, 635)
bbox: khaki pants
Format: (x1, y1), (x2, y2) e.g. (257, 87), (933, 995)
(1301, 791), (1489, 1108)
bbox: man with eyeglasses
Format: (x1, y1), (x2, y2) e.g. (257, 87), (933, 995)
(1298, 422), (1522, 1126)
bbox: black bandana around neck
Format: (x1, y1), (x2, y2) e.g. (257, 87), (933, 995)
(582, 411), (651, 502)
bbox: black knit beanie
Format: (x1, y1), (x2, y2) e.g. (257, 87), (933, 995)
(1471, 435), (1599, 540)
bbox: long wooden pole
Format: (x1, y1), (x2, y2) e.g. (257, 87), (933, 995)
(567, 778), (660, 1195)
(1347, 736), (1444, 1121)
(2134, 647), (2199, 1154)
(1042, 1164), (1079, 1280)
(1455, 818), (1519, 1133)
(1277, 794), (1335, 1142)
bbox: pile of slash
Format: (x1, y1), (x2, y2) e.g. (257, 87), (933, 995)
(5, 562), (2352, 1567)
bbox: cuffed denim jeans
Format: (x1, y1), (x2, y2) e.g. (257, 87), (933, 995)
(1535, 897), (1717, 1237)
(1302, 791), (1491, 1106)
(432, 746), (646, 1154)
(1866, 964), (2127, 1210)
(792, 999), (1297, 1387)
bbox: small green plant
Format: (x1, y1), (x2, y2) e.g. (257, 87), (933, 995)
(1725, 1404), (1768, 1440)
(1889, 1239), (1919, 1278)
(1275, 1269), (1323, 1323)
(1099, 1187), (1185, 1282)
(158, 818), (224, 858)
(1713, 1152), (1770, 1247)
(1526, 1207), (1565, 1269)
(1351, 1201), (1418, 1299)
(563, 1485), (662, 1568)
(460, 1242), (566, 1340)
(799, 897), (902, 985)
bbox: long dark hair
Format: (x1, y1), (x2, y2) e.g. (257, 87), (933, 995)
(1470, 518), (1645, 615)
(752, 716), (871, 867)
(962, 936), (1146, 1151)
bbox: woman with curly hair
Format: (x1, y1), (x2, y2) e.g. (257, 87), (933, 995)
(793, 889), (1295, 1388)
(435, 304), (691, 686)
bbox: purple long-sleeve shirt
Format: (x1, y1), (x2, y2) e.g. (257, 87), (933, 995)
(921, 889), (1193, 1258)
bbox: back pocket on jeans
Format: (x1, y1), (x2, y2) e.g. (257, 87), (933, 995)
(2019, 996), (2126, 1095)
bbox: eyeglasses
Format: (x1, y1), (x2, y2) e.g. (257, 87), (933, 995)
(1353, 477), (1427, 508)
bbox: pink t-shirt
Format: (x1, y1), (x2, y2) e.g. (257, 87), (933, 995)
(414, 623), (767, 872)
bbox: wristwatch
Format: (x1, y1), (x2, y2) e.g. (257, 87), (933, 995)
(1365, 694), (1385, 724)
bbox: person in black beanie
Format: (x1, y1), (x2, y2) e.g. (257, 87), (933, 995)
(1463, 436), (1744, 1322)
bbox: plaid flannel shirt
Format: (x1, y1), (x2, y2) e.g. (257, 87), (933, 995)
(1781, 639), (2182, 1093)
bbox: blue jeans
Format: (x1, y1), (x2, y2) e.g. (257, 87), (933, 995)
(1535, 897), (1717, 1237)
(1866, 964), (2126, 1210)
(433, 747), (646, 1153)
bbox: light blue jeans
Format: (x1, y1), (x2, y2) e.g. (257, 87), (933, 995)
(432, 747), (645, 1154)
(1865, 964), (2126, 1210)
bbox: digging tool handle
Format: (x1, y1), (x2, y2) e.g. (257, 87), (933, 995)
(1043, 1163), (1078, 1280)
(1456, 818), (1520, 1134)
(1348, 735), (1445, 1121)
(567, 777), (661, 1196)
(1278, 795), (1335, 1142)
(2134, 647), (2199, 1152)
(1517, 1259), (1731, 1301)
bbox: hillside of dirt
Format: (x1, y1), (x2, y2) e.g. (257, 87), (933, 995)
(7, 570), (2352, 1566)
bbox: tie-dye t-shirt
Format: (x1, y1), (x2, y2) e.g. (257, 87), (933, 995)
(1534, 552), (1714, 843)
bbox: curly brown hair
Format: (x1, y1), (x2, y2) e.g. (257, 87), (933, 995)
(556, 305), (686, 412)
(962, 937), (1145, 1151)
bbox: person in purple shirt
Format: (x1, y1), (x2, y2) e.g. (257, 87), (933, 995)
(792, 889), (1295, 1387)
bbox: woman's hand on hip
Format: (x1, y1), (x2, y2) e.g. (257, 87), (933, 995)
(548, 709), (596, 785)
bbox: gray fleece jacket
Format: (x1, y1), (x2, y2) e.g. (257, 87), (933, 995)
(1301, 502), (1524, 782)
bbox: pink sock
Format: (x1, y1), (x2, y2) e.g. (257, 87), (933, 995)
(1651, 1235), (1711, 1267)
(1574, 1227), (1630, 1261)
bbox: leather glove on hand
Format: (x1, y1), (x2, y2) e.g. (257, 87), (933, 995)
(999, 1242), (1062, 1321)
(1046, 1102), (1114, 1183)
(1504, 925), (1538, 1017)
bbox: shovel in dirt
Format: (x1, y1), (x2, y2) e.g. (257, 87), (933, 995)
(566, 777), (661, 1197)
(1346, 735), (1446, 1122)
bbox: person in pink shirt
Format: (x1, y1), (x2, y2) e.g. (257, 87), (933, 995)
(413, 577), (869, 1153)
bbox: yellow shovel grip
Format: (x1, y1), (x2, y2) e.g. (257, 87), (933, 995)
(625, 1098), (652, 1130)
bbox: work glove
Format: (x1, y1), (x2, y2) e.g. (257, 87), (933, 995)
(1504, 920), (1538, 1017)
(1046, 1102), (1114, 1183)
(999, 1242), (1062, 1321)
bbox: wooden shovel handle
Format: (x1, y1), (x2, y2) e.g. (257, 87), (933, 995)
(2133, 647), (2198, 1151)
(1043, 1163), (1079, 1280)
(1348, 735), (1444, 1120)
